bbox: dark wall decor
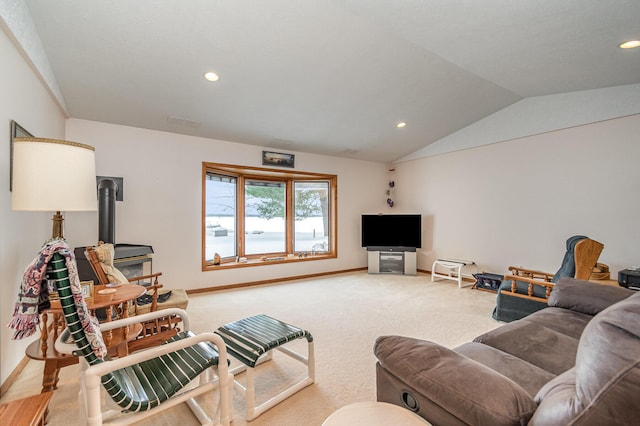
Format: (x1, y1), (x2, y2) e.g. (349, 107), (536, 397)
(262, 150), (295, 168)
(9, 120), (34, 191)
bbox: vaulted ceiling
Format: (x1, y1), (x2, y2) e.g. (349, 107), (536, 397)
(23, 0), (640, 162)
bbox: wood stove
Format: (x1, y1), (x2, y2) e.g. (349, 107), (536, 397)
(75, 176), (153, 283)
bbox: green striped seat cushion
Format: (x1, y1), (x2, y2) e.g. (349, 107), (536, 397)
(103, 331), (221, 412)
(215, 314), (313, 368)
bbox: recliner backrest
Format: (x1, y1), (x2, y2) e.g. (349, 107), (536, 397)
(532, 291), (640, 424)
(551, 236), (603, 283)
(572, 238), (604, 280)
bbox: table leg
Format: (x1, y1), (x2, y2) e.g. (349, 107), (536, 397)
(41, 360), (59, 392)
(104, 306), (113, 346)
(39, 357), (78, 393)
(122, 301), (130, 340)
(40, 312), (49, 356)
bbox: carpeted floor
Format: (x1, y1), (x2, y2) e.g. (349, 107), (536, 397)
(1, 271), (500, 425)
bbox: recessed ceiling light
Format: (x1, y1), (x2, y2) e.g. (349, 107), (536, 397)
(619, 40), (640, 49)
(204, 71), (219, 82)
(396, 122), (406, 128)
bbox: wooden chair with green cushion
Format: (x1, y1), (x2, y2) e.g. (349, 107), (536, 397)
(51, 251), (232, 426)
(86, 243), (189, 351)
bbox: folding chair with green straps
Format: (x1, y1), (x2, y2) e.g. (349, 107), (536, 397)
(51, 252), (232, 426)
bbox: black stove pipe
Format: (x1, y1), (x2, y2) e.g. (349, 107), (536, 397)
(98, 179), (118, 244)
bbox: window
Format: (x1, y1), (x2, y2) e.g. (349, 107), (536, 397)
(203, 162), (337, 269)
(205, 174), (236, 259)
(293, 181), (330, 253)
(245, 179), (286, 255)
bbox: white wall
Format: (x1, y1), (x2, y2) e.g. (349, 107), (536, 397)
(401, 84), (640, 161)
(65, 119), (387, 291)
(0, 26), (66, 386)
(394, 114), (640, 277)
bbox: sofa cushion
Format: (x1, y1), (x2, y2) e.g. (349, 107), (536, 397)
(473, 320), (579, 375)
(375, 335), (537, 426)
(548, 277), (634, 315)
(455, 342), (555, 397)
(533, 291), (640, 425)
(520, 307), (593, 340)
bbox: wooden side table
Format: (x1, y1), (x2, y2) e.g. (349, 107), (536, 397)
(589, 278), (621, 287)
(0, 391), (52, 426)
(323, 402), (431, 426)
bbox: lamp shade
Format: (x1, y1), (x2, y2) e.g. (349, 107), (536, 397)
(12, 137), (97, 212)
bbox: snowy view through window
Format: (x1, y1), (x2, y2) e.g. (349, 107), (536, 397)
(205, 176), (329, 260)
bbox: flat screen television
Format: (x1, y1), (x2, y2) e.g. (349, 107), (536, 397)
(361, 214), (422, 249)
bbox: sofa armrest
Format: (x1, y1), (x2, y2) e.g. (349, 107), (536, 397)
(374, 335), (536, 426)
(548, 278), (634, 315)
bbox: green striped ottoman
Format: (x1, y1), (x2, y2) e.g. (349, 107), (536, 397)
(215, 314), (315, 420)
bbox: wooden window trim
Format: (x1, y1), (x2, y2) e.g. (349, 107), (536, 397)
(202, 162), (337, 271)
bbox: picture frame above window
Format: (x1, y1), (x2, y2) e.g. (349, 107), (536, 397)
(9, 120), (34, 191)
(262, 150), (295, 168)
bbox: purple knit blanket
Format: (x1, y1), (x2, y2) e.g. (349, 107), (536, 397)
(7, 239), (106, 358)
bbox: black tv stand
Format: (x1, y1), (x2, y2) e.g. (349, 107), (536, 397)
(366, 247), (417, 275)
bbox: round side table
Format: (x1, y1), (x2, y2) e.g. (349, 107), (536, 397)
(322, 401), (431, 426)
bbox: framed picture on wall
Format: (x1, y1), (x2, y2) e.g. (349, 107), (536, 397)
(262, 151), (295, 168)
(9, 120), (33, 191)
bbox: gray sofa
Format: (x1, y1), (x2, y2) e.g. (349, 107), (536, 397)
(374, 278), (640, 425)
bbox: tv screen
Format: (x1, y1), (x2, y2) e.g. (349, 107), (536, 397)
(361, 214), (422, 248)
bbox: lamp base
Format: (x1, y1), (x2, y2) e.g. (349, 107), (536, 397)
(52, 211), (64, 239)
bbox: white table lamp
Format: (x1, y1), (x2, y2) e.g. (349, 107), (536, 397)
(12, 137), (97, 239)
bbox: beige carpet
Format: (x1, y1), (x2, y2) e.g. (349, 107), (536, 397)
(2, 271), (500, 425)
